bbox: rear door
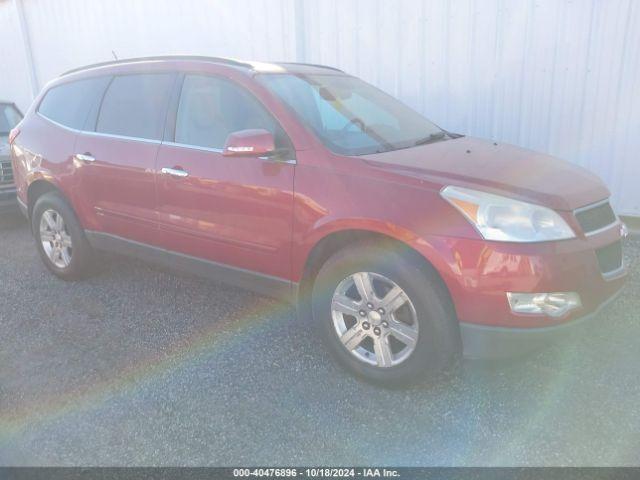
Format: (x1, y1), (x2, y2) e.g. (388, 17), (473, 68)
(74, 73), (176, 244)
(155, 73), (296, 281)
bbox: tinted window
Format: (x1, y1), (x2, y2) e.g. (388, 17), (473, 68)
(97, 74), (175, 140)
(0, 104), (22, 133)
(38, 77), (110, 130)
(175, 75), (292, 153)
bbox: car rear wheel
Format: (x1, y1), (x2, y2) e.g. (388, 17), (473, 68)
(312, 242), (461, 386)
(32, 192), (93, 280)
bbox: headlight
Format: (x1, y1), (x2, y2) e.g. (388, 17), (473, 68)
(441, 186), (575, 242)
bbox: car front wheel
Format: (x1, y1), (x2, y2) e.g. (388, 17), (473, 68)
(312, 242), (461, 386)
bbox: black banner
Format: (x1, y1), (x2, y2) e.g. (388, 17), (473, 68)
(2, 468), (640, 480)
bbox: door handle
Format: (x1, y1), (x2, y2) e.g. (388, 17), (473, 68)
(161, 167), (189, 178)
(74, 153), (95, 163)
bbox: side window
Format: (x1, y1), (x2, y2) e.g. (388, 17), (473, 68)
(96, 73), (175, 141)
(175, 75), (293, 154)
(38, 77), (110, 130)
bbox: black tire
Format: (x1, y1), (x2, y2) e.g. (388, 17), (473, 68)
(32, 192), (94, 280)
(311, 242), (461, 387)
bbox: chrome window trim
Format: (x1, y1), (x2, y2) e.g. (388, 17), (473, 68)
(38, 113), (296, 162)
(38, 111), (162, 144)
(261, 157), (297, 165)
(162, 141), (297, 164)
(573, 197), (619, 237)
(82, 130), (161, 145)
(163, 141), (223, 154)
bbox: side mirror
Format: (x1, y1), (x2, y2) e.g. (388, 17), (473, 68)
(222, 129), (275, 157)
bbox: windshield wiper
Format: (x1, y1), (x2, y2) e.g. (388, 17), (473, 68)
(414, 131), (448, 146)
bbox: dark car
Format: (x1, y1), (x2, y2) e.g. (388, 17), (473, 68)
(0, 102), (23, 212)
(10, 56), (628, 385)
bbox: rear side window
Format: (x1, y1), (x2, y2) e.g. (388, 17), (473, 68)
(96, 73), (175, 141)
(38, 77), (110, 130)
(175, 74), (293, 153)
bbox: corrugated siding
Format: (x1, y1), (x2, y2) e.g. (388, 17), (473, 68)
(0, 0), (33, 110)
(1, 0), (639, 215)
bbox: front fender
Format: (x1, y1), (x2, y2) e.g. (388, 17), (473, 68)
(290, 161), (477, 286)
(292, 213), (461, 289)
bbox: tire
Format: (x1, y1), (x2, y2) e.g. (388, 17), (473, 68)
(32, 191), (94, 280)
(311, 241), (461, 386)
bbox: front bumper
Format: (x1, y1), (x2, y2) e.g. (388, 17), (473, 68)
(460, 287), (623, 359)
(429, 220), (627, 327)
(419, 216), (628, 358)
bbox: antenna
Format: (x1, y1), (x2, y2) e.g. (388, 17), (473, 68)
(111, 50), (118, 60)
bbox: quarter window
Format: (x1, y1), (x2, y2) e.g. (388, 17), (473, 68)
(175, 75), (292, 154)
(96, 73), (175, 141)
(38, 77), (110, 130)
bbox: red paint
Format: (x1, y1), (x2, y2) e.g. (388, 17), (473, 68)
(11, 58), (626, 331)
(73, 133), (159, 246)
(8, 127), (20, 145)
(155, 142), (294, 279)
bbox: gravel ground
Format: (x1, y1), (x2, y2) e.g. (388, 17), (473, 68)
(0, 210), (638, 467)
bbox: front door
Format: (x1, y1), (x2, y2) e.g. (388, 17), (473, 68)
(155, 74), (296, 282)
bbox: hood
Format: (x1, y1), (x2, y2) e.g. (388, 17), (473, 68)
(361, 137), (609, 211)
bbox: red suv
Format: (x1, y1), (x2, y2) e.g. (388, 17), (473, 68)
(10, 56), (627, 385)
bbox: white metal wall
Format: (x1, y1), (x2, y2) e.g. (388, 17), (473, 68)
(1, 0), (639, 215)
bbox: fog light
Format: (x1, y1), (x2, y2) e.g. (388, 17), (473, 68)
(507, 292), (581, 317)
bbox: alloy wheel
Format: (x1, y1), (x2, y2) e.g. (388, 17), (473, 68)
(39, 209), (73, 269)
(331, 272), (419, 368)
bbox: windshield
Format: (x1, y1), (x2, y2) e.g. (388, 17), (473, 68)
(0, 103), (22, 134)
(258, 74), (447, 156)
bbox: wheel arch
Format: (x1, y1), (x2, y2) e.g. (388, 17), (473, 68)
(297, 227), (458, 325)
(27, 178), (66, 219)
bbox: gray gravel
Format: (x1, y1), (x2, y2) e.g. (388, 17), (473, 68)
(0, 210), (638, 467)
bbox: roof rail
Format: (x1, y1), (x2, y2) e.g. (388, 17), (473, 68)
(61, 55), (253, 76)
(276, 62), (344, 73)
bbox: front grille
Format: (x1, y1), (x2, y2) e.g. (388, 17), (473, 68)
(0, 158), (14, 186)
(575, 201), (617, 234)
(596, 241), (623, 275)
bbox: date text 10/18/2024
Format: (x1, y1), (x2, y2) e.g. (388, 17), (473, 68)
(233, 468), (401, 478)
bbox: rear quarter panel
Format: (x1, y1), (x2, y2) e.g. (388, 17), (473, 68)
(11, 112), (78, 212)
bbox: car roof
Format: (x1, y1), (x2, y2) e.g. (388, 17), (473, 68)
(60, 55), (344, 77)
